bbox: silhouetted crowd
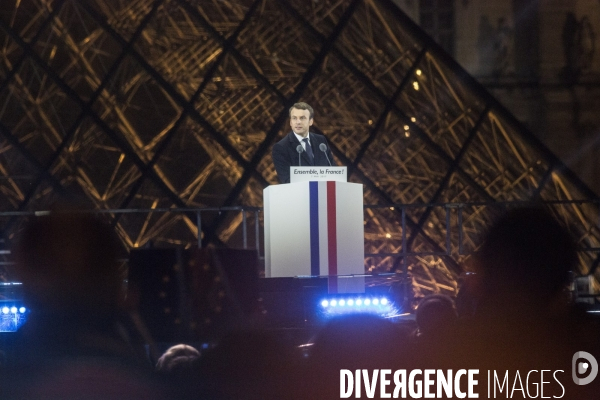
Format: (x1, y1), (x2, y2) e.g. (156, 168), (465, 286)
(0, 207), (599, 399)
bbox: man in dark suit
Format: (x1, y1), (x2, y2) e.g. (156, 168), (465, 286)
(272, 102), (336, 183)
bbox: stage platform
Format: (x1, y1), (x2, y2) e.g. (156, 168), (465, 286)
(258, 275), (411, 328)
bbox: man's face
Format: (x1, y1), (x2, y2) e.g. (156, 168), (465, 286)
(289, 108), (313, 138)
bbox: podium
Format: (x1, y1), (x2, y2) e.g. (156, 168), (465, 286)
(263, 178), (365, 293)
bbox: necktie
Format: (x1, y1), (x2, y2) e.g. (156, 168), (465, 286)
(302, 138), (314, 164)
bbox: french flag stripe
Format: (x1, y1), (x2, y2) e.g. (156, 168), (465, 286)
(327, 181), (338, 292)
(318, 181), (329, 275)
(309, 181), (320, 276)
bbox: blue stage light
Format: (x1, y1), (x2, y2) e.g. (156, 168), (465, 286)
(0, 303), (29, 332)
(318, 295), (399, 319)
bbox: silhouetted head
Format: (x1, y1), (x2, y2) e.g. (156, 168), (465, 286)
(304, 314), (409, 400)
(156, 344), (200, 374)
(476, 207), (577, 304)
(197, 330), (297, 400)
(310, 314), (406, 370)
(415, 294), (457, 335)
(14, 212), (123, 314)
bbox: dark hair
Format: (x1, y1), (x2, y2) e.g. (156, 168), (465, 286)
(415, 294), (457, 333)
(477, 207), (577, 299)
(14, 213), (123, 312)
(289, 102), (314, 119)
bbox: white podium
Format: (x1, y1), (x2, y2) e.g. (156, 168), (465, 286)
(263, 180), (365, 293)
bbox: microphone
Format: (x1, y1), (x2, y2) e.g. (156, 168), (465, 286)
(319, 143), (332, 166)
(296, 144), (304, 166)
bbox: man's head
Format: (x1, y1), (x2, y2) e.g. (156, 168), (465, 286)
(415, 294), (457, 335)
(476, 207), (577, 304)
(14, 212), (123, 314)
(289, 102), (314, 138)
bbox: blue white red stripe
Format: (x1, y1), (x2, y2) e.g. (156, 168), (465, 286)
(309, 182), (319, 276)
(308, 181), (339, 291)
(326, 181), (337, 292)
(306, 180), (365, 294)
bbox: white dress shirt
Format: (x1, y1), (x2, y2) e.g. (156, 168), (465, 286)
(293, 132), (311, 151)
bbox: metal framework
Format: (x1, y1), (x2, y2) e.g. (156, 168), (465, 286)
(0, 0), (599, 297)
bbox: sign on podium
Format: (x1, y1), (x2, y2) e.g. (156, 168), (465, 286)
(289, 166), (347, 183)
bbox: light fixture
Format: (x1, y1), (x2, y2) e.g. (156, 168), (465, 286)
(318, 296), (397, 318)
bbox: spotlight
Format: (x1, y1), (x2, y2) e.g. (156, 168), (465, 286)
(364, 299), (371, 306)
(373, 298), (380, 305)
(10, 307), (17, 314)
(381, 298), (389, 305)
(330, 300), (337, 307)
(356, 299), (363, 306)
(339, 299), (346, 306)
(1, 307), (8, 314)
(347, 299), (354, 306)
(19, 307), (26, 313)
(321, 300), (329, 307)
